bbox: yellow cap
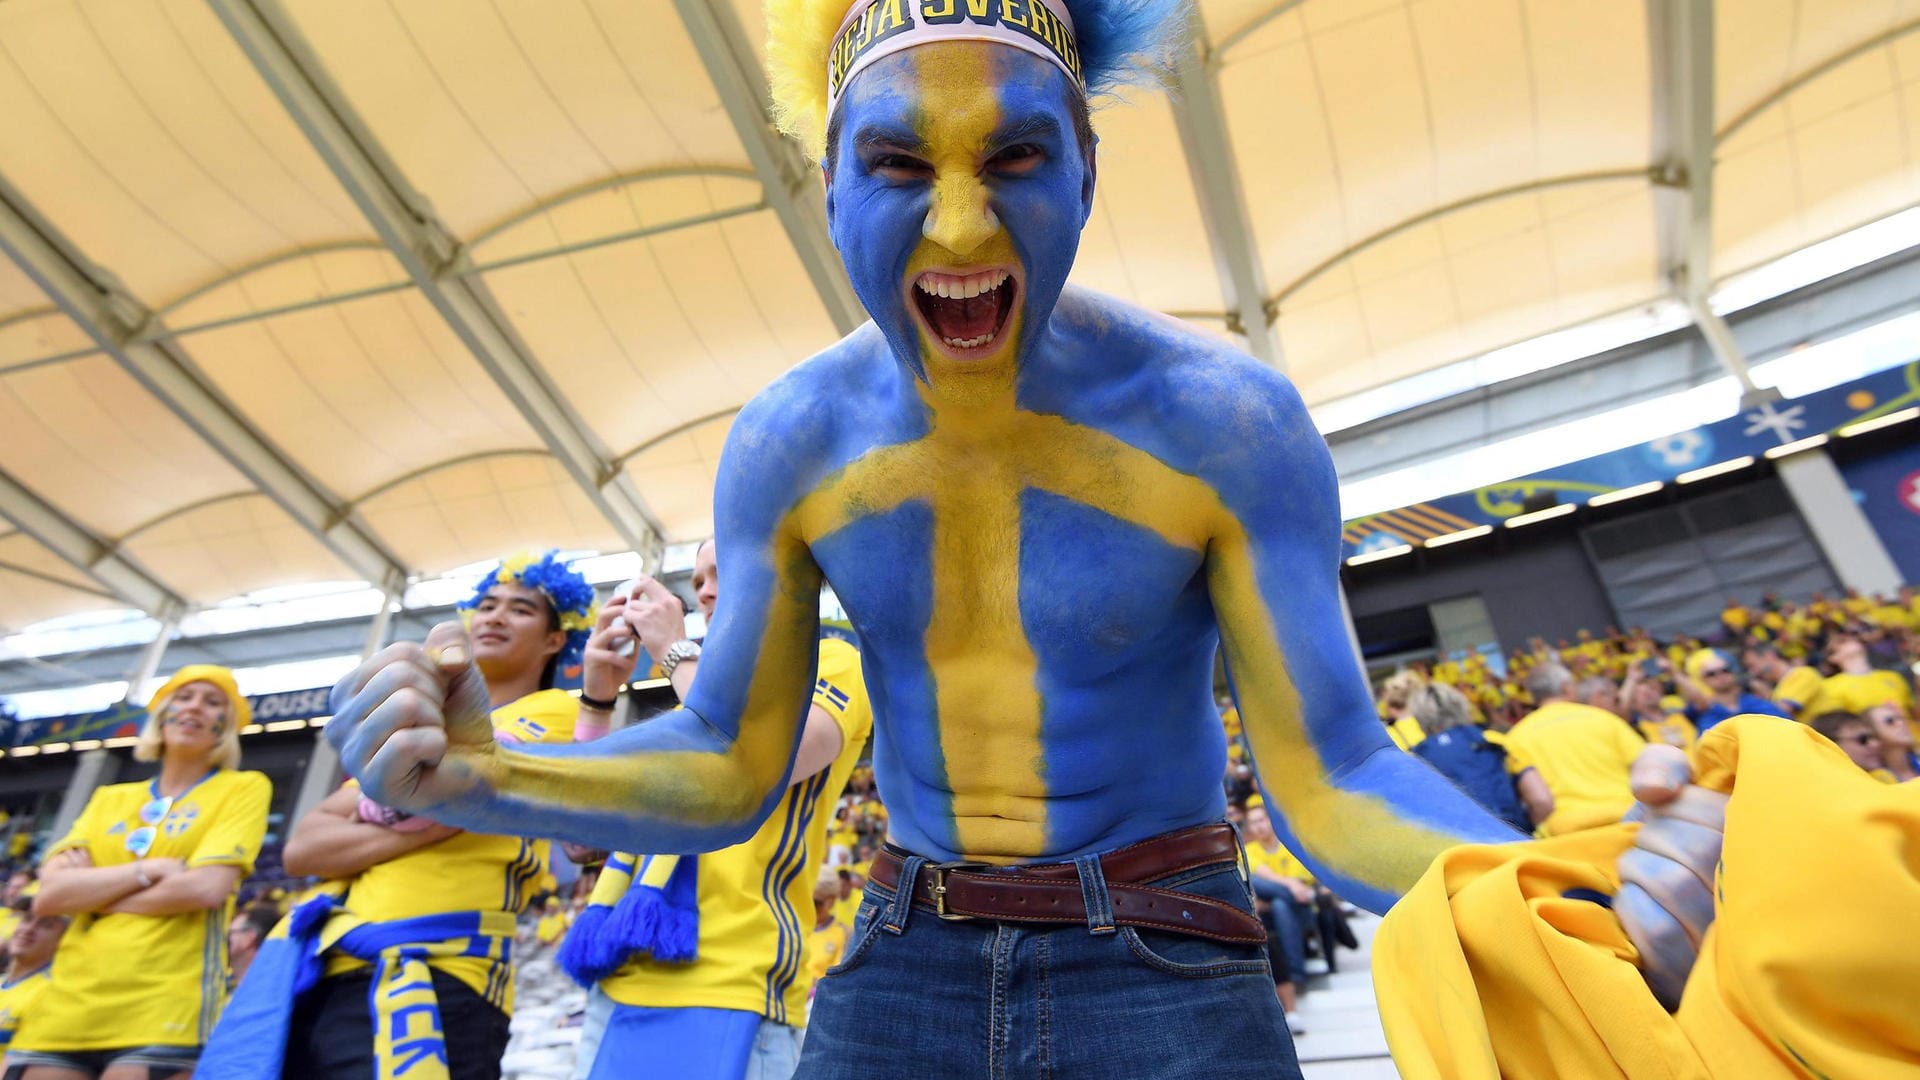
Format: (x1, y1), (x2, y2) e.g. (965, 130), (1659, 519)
(148, 664), (251, 730)
(1683, 648), (1722, 682)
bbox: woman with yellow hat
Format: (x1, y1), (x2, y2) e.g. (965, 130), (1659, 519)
(8, 665), (270, 1079)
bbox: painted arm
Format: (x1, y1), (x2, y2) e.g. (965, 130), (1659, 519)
(1203, 368), (1522, 914)
(325, 395), (826, 854)
(283, 783), (461, 879)
(100, 866), (240, 916)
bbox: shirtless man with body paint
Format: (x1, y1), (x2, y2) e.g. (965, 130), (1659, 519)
(324, 3), (1723, 1075)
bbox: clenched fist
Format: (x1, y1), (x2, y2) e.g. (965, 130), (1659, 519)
(326, 621), (499, 813)
(1614, 744), (1730, 1010)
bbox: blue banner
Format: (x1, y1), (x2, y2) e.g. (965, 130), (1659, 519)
(5, 686), (338, 750)
(1342, 359), (1920, 558)
(1839, 440), (1920, 585)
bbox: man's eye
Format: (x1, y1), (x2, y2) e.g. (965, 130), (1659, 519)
(871, 154), (929, 174)
(990, 144), (1043, 171)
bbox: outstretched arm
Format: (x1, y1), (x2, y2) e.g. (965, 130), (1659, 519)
(327, 394), (827, 854)
(1200, 367), (1522, 914)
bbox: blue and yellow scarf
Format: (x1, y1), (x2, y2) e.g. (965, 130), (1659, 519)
(200, 896), (514, 1080)
(554, 852), (699, 985)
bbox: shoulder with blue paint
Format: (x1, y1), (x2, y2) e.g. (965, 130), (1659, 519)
(721, 322), (924, 496)
(1035, 286), (1333, 495)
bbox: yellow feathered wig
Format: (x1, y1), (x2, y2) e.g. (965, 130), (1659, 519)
(767, 0), (1190, 162)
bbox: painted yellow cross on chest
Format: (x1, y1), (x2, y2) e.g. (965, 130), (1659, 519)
(794, 404), (1221, 859)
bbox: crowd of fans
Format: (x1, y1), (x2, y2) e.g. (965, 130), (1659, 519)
(1350, 587), (1918, 813)
(0, 567), (1913, 1077)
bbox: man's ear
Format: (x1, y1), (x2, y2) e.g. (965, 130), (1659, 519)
(1079, 135), (1099, 225)
(823, 163), (836, 225)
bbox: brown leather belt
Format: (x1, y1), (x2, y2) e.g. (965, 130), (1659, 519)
(868, 824), (1266, 945)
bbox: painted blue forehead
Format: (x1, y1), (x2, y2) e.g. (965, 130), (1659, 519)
(836, 43), (1083, 144)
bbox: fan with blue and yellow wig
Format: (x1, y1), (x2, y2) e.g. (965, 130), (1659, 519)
(458, 550), (597, 670)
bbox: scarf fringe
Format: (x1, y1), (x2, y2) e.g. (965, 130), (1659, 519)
(556, 881), (699, 987)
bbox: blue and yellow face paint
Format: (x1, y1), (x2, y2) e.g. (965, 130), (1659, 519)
(826, 41), (1092, 403)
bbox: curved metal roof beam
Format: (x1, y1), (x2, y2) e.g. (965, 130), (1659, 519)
(0, 305), (61, 335)
(613, 407), (742, 471)
(345, 448), (556, 511)
(465, 166), (762, 251)
(0, 556), (117, 601)
(464, 202), (768, 277)
(152, 240), (395, 320)
(1717, 16), (1920, 145)
(1209, 0), (1313, 69)
(112, 491), (263, 545)
(1266, 168), (1653, 313)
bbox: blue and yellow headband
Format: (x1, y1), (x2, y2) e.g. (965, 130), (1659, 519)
(459, 550), (596, 669)
(826, 0), (1084, 117)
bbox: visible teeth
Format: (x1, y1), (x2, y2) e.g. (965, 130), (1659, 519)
(918, 269), (1010, 299)
(941, 333), (993, 349)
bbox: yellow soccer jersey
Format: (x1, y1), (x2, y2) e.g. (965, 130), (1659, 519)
(17, 769), (268, 1051)
(601, 637), (875, 1024)
(326, 687), (578, 1011)
(1244, 838), (1314, 885)
(1503, 702), (1643, 837)
(807, 918), (851, 988)
(0, 965), (51, 1049)
(1872, 604), (1911, 632)
(832, 885), (863, 932)
(1376, 719), (1920, 1080)
(1770, 665), (1824, 718)
(1806, 670), (1914, 718)
(1387, 714), (1426, 751)
(1636, 713), (1698, 752)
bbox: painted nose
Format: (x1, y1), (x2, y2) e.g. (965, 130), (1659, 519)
(923, 172), (999, 257)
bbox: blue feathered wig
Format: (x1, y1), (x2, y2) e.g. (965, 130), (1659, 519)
(459, 550), (597, 680)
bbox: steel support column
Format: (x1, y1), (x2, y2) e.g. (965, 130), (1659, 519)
(1774, 449), (1904, 597)
(1172, 11), (1283, 368)
(671, 0), (867, 337)
(122, 614), (181, 704)
(291, 588), (399, 823)
(1647, 0), (1778, 407)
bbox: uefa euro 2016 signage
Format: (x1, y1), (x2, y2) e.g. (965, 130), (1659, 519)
(3, 686), (336, 750)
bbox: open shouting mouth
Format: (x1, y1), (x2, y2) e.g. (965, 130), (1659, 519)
(911, 267), (1019, 360)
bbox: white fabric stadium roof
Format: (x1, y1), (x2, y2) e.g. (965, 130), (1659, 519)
(0, 0), (1917, 634)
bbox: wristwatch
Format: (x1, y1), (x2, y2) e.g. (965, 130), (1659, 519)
(660, 638), (702, 678)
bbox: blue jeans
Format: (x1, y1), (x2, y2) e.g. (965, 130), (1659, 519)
(579, 995), (802, 1080)
(1247, 877), (1312, 986)
(795, 849), (1303, 1079)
